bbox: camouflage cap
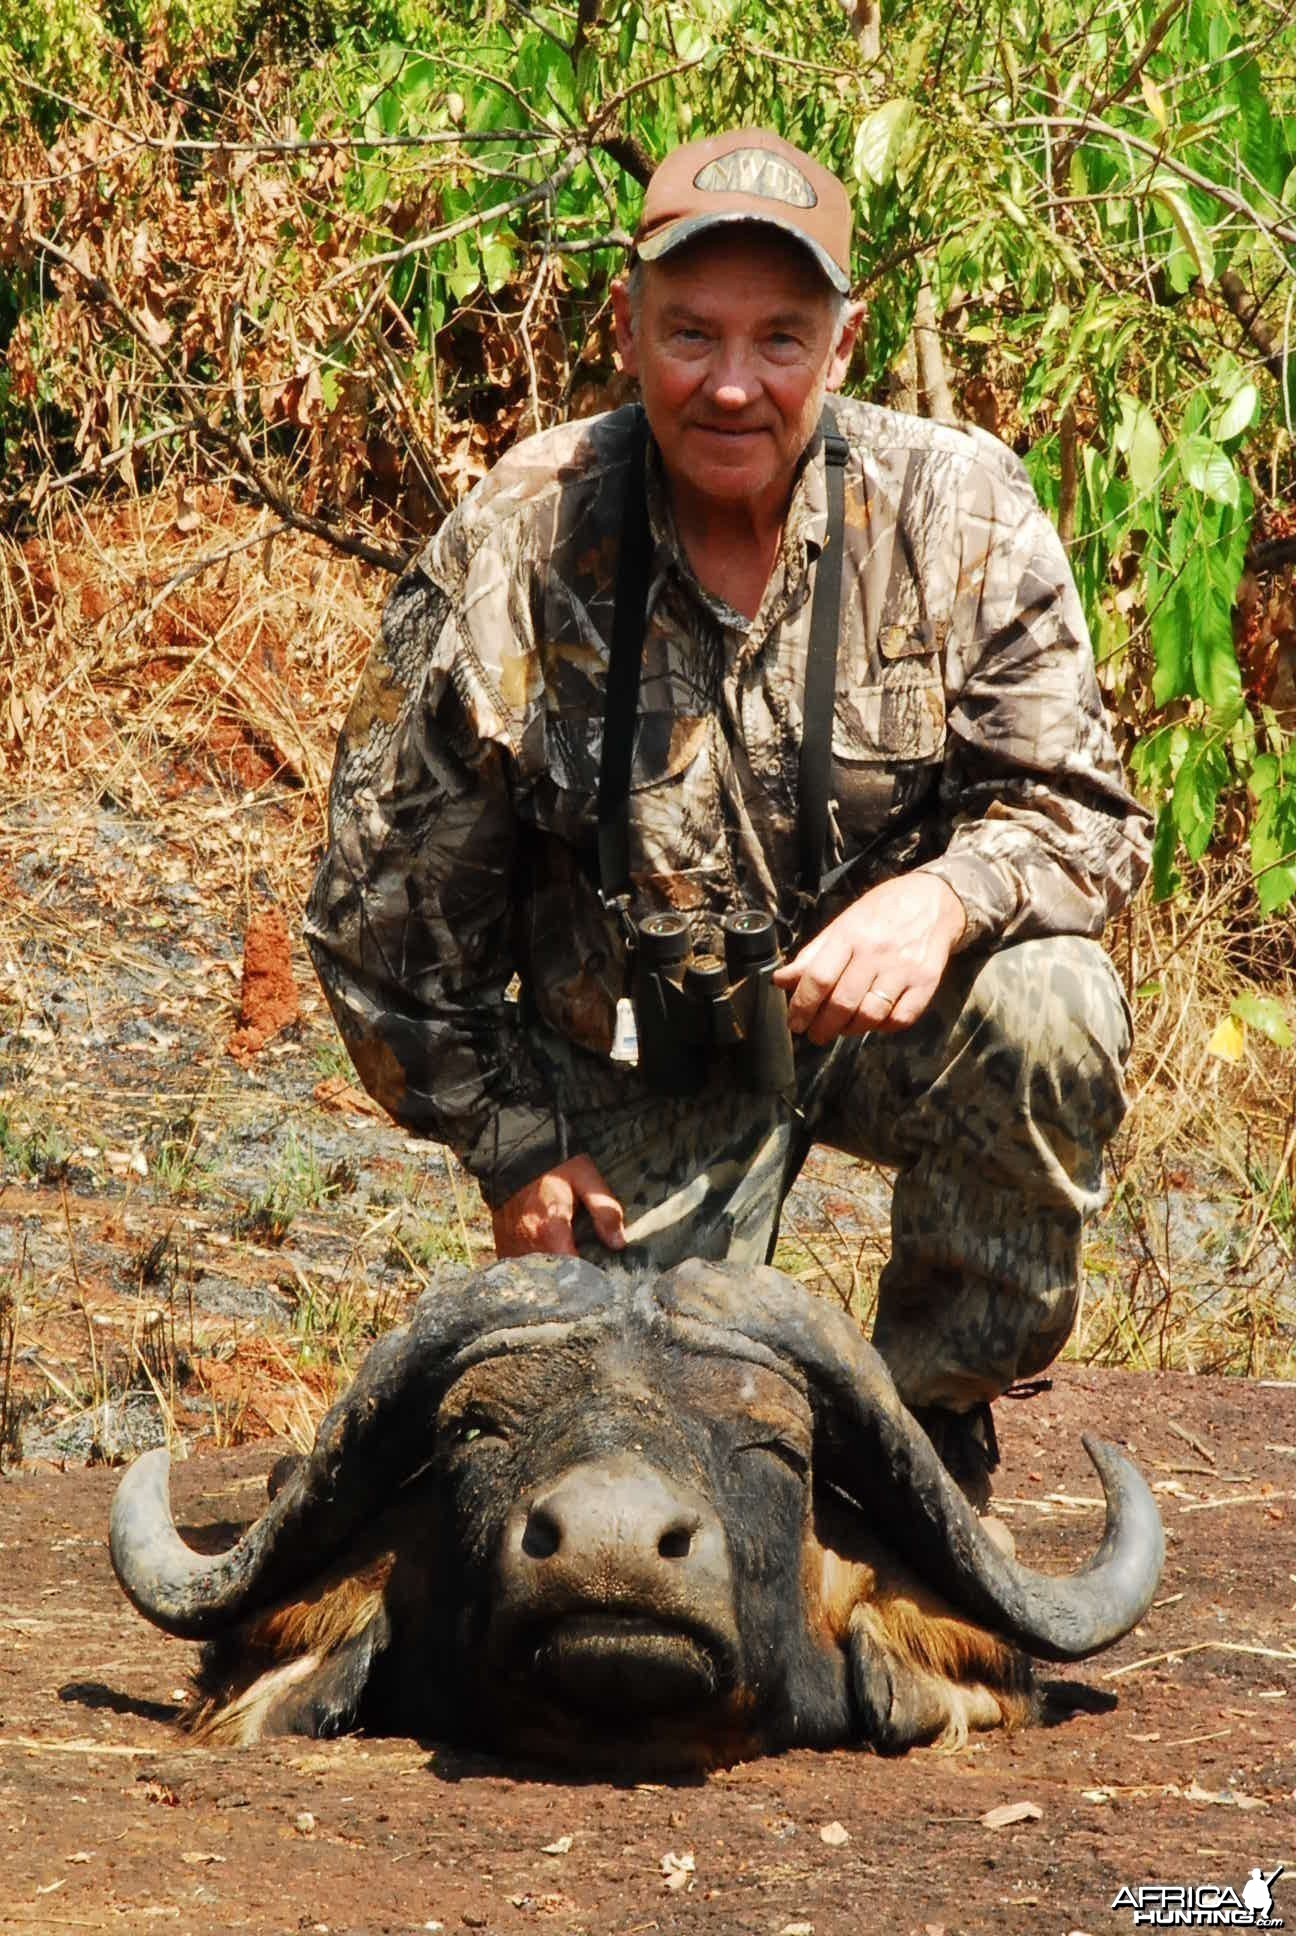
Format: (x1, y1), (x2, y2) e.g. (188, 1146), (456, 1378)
(633, 129), (852, 295)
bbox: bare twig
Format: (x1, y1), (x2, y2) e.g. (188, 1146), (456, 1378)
(1168, 1418), (1216, 1464)
(1005, 113), (1296, 251)
(1179, 1490), (1294, 1512)
(27, 228), (408, 576)
(1056, 0), (1189, 171)
(1106, 1639), (1296, 1678)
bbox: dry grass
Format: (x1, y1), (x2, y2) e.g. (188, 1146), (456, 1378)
(0, 491), (1293, 1462)
(0, 481), (383, 913)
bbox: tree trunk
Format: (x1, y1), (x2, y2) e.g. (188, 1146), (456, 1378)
(914, 281), (955, 423)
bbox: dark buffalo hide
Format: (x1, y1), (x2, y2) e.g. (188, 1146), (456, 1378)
(109, 1257), (1163, 1769)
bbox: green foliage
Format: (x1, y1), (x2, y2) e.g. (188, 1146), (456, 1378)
(4, 0), (1296, 911)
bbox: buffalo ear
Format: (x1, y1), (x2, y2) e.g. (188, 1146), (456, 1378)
(846, 1602), (1035, 1753)
(270, 1610), (391, 1740)
(191, 1605), (392, 1746)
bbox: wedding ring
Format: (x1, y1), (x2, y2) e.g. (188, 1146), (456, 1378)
(869, 986), (898, 1008)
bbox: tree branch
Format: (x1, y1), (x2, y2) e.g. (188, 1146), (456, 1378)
(1218, 270), (1291, 382)
(1055, 0), (1188, 172)
(596, 131), (654, 186)
(572, 0), (601, 63)
(1058, 405), (1079, 545)
(1006, 113), (1296, 252)
(27, 227), (410, 575)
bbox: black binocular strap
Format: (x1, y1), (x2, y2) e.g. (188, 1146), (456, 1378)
(597, 405), (850, 914)
(596, 408), (653, 916)
(797, 412), (849, 901)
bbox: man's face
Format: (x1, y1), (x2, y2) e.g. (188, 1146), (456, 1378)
(612, 231), (860, 515)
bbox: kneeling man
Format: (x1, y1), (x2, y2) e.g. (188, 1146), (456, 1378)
(306, 128), (1150, 1507)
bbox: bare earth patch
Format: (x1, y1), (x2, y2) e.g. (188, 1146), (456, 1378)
(2, 1366), (1294, 1936)
(1, 507), (1293, 1934)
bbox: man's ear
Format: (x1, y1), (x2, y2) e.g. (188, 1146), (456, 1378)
(611, 276), (639, 377)
(826, 300), (866, 392)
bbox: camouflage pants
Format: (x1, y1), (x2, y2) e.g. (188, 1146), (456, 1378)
(531, 935), (1131, 1412)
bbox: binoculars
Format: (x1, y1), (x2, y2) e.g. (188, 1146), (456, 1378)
(629, 909), (796, 1098)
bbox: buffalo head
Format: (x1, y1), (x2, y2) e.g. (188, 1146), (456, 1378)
(110, 1258), (1163, 1766)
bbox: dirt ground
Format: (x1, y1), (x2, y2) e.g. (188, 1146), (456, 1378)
(2, 1365), (1294, 1936)
(1, 612), (1294, 1935)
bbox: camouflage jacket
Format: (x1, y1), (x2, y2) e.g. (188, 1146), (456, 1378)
(305, 399), (1150, 1207)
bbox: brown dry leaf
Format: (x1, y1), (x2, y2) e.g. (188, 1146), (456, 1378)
(174, 484), (201, 534)
(540, 1834), (573, 1855)
(980, 1800), (1043, 1830)
(137, 298), (173, 349)
(818, 1820), (850, 1846)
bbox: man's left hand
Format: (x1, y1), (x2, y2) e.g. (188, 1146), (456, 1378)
(772, 873), (966, 1045)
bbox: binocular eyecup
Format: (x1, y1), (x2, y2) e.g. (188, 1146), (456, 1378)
(628, 909), (794, 1099)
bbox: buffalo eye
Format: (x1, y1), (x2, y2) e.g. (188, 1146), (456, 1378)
(737, 1436), (810, 1481)
(446, 1410), (507, 1449)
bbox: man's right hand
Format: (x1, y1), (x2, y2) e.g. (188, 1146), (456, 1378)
(492, 1155), (627, 1259)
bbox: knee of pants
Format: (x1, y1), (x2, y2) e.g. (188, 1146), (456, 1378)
(941, 936), (1132, 1140)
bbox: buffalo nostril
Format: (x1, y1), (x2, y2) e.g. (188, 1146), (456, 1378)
(657, 1520), (695, 1561)
(521, 1506), (561, 1560)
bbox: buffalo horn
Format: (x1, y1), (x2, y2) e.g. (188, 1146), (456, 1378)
(660, 1260), (1164, 1661)
(110, 1256), (615, 1638)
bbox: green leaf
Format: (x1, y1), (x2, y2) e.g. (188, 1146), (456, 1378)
(480, 236), (515, 292)
(1229, 994), (1293, 1048)
(1215, 380), (1258, 444)
(853, 100), (915, 188)
(1170, 729), (1229, 861)
(617, 5), (642, 69)
(1151, 180), (1215, 286)
(1251, 780), (1296, 914)
(1149, 802), (1182, 901)
(1177, 435), (1238, 507)
(1249, 753), (1280, 800)
(1115, 394), (1161, 494)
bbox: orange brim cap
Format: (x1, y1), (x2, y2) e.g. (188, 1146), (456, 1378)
(633, 130), (852, 297)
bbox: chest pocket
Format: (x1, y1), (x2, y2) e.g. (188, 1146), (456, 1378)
(543, 710), (710, 794)
(833, 625), (946, 767)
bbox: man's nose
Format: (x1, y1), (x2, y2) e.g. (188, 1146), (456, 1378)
(705, 348), (759, 409)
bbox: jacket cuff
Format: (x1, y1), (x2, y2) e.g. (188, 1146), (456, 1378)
(914, 855), (1011, 952)
(464, 1104), (570, 1211)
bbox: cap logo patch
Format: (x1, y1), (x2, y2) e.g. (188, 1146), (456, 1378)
(693, 149), (818, 208)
